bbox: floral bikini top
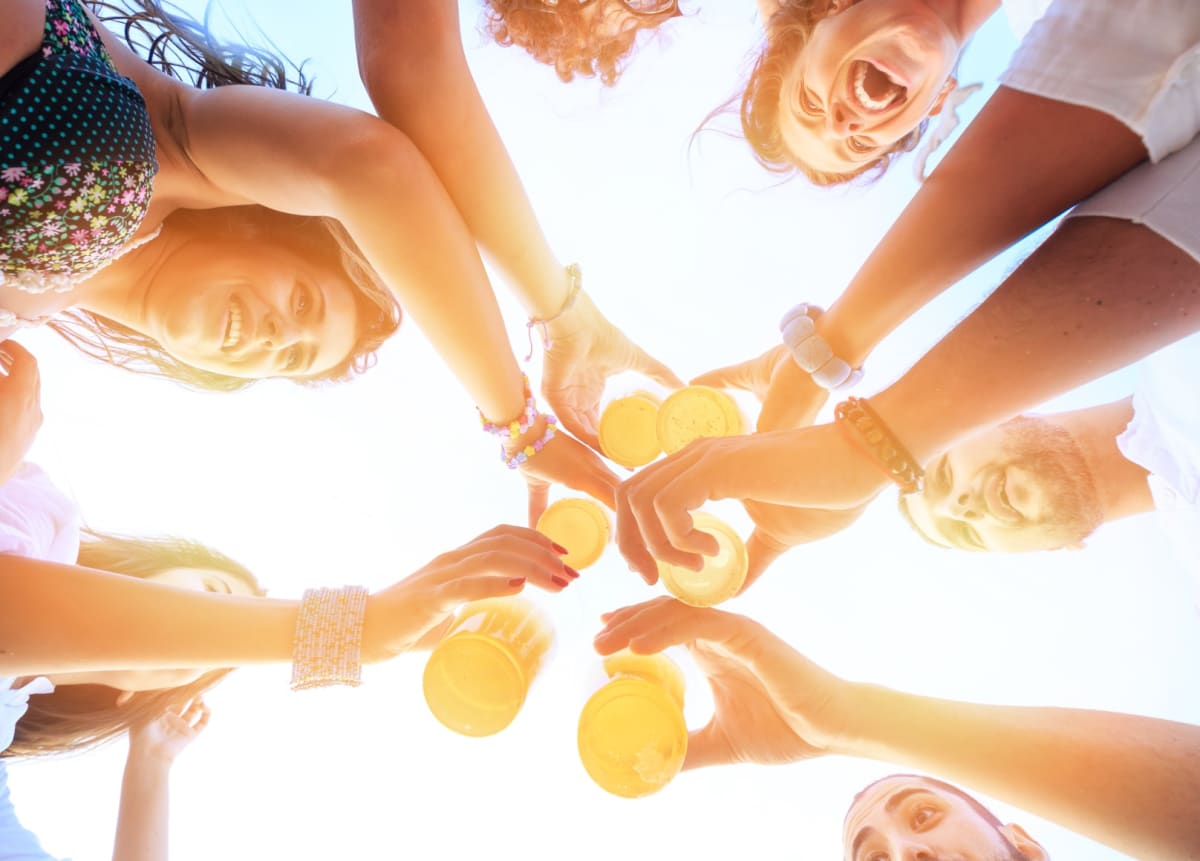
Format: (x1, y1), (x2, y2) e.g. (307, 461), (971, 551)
(0, 0), (159, 318)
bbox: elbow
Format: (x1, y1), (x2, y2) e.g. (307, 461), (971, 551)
(356, 22), (462, 123)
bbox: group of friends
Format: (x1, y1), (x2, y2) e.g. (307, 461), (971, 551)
(2, 0), (1199, 858)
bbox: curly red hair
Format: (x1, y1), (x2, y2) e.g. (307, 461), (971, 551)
(482, 0), (682, 86)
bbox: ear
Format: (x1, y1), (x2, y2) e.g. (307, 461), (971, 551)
(927, 77), (958, 116)
(114, 690), (135, 707)
(1000, 823), (1049, 861)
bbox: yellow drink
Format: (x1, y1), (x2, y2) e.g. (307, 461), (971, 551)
(423, 597), (554, 737)
(599, 393), (662, 468)
(656, 386), (745, 455)
(656, 511), (748, 607)
(536, 497), (611, 570)
(577, 650), (688, 798)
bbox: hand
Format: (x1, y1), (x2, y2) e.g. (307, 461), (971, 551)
(739, 499), (867, 592)
(691, 344), (829, 431)
(128, 699), (210, 765)
(594, 597), (850, 769)
(0, 341), (43, 485)
(615, 426), (883, 583)
(362, 524), (576, 661)
(513, 419), (620, 527)
(542, 290), (683, 452)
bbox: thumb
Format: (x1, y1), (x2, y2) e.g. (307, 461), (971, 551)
(690, 360), (756, 395)
(740, 529), (788, 593)
(434, 573), (527, 608)
(682, 720), (733, 771)
(631, 346), (685, 390)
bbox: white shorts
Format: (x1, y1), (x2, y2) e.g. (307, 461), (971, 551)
(1068, 133), (1200, 265)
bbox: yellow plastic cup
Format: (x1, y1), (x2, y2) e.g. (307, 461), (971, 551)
(656, 511), (748, 607)
(599, 393), (663, 468)
(536, 497), (611, 570)
(656, 386), (745, 455)
(423, 597), (554, 737)
(577, 650), (688, 798)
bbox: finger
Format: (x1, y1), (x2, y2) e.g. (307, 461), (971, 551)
(615, 479), (660, 584)
(594, 598), (724, 655)
(559, 453), (619, 512)
(432, 572), (530, 607)
(739, 530), (788, 594)
(413, 615), (456, 650)
(556, 405), (601, 454)
(430, 526), (567, 572)
(526, 479), (550, 529)
(441, 544), (570, 592)
(630, 346), (684, 390)
(682, 721), (734, 771)
(690, 360), (756, 395)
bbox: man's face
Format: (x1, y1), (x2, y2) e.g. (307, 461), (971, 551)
(900, 417), (1102, 552)
(843, 776), (1042, 861)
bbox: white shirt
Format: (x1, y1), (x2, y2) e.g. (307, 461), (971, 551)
(1117, 332), (1200, 608)
(1001, 0), (1200, 162)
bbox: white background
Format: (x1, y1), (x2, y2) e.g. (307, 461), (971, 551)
(10, 2), (1200, 859)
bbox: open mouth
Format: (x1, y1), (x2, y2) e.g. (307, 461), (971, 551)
(222, 297), (244, 351)
(850, 60), (906, 114)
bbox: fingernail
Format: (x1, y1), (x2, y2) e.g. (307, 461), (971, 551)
(563, 565), (581, 579)
(551, 542), (569, 555)
(551, 575), (570, 587)
(508, 577), (526, 587)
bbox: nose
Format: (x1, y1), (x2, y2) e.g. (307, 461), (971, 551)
(827, 100), (864, 136)
(933, 489), (983, 521)
(897, 840), (936, 861)
(257, 309), (302, 351)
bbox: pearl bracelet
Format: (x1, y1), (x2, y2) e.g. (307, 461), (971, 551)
(289, 586), (369, 691)
(779, 304), (863, 390)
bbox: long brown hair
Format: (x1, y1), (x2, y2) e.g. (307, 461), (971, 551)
(3, 530), (264, 759)
(47, 3), (402, 390)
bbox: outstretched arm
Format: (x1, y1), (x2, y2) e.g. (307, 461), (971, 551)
(761, 88), (1147, 429)
(112, 701), (210, 861)
(596, 598), (1200, 860)
(351, 0), (682, 450)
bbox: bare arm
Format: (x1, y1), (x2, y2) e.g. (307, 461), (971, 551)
(596, 599), (1200, 861)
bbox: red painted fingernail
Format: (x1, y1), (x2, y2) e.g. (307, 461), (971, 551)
(551, 575), (570, 587)
(563, 565), (581, 579)
(508, 577), (526, 587)
(551, 542), (569, 555)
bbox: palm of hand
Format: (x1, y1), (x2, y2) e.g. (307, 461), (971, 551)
(542, 318), (632, 449)
(131, 711), (202, 762)
(689, 641), (824, 768)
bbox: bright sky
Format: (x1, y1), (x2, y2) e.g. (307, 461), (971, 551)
(10, 2), (1200, 859)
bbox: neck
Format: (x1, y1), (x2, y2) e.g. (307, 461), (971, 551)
(1051, 398), (1153, 524)
(71, 226), (182, 332)
(925, 0), (1001, 41)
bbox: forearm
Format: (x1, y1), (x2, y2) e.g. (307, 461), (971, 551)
(112, 753), (171, 861)
(872, 216), (1200, 465)
(819, 87), (1146, 367)
(840, 683), (1200, 860)
(0, 557), (296, 675)
(353, 0), (572, 320)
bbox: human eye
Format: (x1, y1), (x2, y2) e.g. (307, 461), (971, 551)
(848, 135), (875, 154)
(911, 804), (939, 828)
(293, 282), (312, 318)
(799, 85), (823, 115)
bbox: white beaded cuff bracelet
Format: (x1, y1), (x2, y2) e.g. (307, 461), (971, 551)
(779, 304), (863, 391)
(290, 586), (369, 691)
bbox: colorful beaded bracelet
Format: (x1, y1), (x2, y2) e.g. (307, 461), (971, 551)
(503, 414), (558, 469)
(780, 304), (863, 391)
(479, 374), (537, 440)
(833, 397), (924, 495)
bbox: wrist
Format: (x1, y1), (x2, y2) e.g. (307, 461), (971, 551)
(126, 747), (176, 772)
(827, 681), (899, 760)
(816, 301), (873, 370)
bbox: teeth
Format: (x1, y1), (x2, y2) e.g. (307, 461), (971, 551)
(853, 62), (904, 112)
(222, 301), (242, 349)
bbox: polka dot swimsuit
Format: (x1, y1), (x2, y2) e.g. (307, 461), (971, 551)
(0, 0), (158, 292)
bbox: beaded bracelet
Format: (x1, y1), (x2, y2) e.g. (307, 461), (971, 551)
(289, 585), (369, 691)
(503, 414), (558, 469)
(833, 397), (924, 495)
(779, 304), (863, 391)
(525, 263), (583, 361)
(479, 374), (538, 440)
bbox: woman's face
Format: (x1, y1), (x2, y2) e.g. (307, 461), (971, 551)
(776, 0), (961, 175)
(143, 237), (361, 379)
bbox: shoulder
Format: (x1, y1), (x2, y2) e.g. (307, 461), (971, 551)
(0, 0), (44, 78)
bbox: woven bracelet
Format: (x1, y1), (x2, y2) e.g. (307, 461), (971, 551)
(833, 397), (924, 495)
(290, 586), (369, 691)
